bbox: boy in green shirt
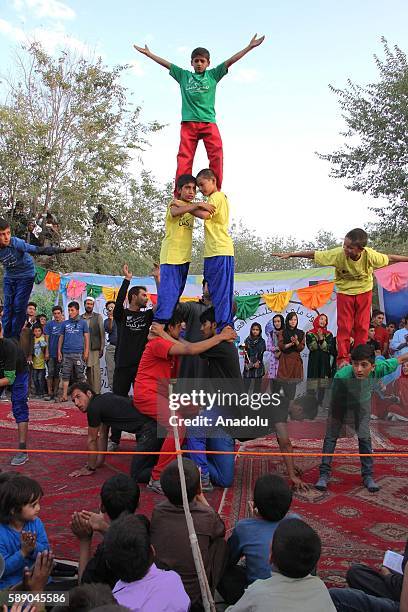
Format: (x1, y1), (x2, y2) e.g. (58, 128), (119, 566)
(133, 34), (264, 193)
(315, 343), (408, 493)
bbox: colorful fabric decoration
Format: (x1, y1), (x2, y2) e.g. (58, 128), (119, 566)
(44, 271), (61, 291)
(297, 282), (335, 310)
(375, 263), (408, 293)
(263, 291), (293, 313)
(179, 296), (200, 303)
(102, 287), (119, 302)
(148, 293), (158, 305)
(34, 266), (47, 285)
(235, 295), (261, 320)
(86, 284), (103, 298)
(59, 277), (69, 293)
(67, 279), (87, 299)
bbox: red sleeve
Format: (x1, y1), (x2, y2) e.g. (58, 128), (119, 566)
(149, 337), (174, 360)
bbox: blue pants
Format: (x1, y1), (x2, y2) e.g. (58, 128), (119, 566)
(329, 588), (399, 611)
(154, 263), (189, 323)
(3, 276), (35, 339)
(185, 420), (235, 487)
(204, 256), (234, 329)
(12, 371), (29, 423)
(32, 369), (46, 396)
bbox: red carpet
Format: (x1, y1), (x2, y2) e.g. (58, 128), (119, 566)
(1, 399), (408, 587)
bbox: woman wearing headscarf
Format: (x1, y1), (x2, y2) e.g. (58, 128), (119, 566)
(243, 322), (266, 394)
(277, 312), (305, 400)
(265, 315), (284, 392)
(306, 313), (335, 405)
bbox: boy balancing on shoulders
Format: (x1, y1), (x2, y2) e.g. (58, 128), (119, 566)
(134, 35), (265, 192)
(316, 343), (408, 493)
(273, 228), (408, 368)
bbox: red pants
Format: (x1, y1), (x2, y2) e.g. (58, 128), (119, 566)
(136, 395), (185, 481)
(337, 290), (372, 363)
(175, 121), (223, 194)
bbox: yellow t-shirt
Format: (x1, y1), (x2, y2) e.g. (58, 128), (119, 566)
(159, 202), (195, 265)
(32, 335), (47, 369)
(314, 246), (389, 295)
(204, 191), (234, 258)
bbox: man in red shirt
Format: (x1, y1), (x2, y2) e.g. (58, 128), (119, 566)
(372, 309), (390, 356)
(133, 308), (236, 493)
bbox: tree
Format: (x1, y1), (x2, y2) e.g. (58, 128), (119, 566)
(318, 38), (408, 242)
(0, 42), (162, 251)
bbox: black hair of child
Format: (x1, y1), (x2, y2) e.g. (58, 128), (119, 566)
(160, 458), (200, 505)
(272, 518), (321, 579)
(253, 474), (292, 522)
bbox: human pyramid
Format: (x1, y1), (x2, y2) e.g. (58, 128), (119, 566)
(1, 33), (408, 612)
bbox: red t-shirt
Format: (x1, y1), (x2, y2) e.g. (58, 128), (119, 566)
(374, 326), (389, 352)
(133, 337), (179, 412)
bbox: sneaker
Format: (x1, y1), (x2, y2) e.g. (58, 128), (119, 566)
(10, 452), (29, 466)
(315, 474), (330, 491)
(201, 474), (214, 492)
(147, 478), (164, 495)
(363, 476), (380, 492)
(44, 395), (54, 401)
(107, 440), (119, 452)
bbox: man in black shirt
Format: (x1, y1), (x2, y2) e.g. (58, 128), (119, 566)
(0, 330), (30, 466)
(68, 381), (159, 480)
(109, 263), (158, 450)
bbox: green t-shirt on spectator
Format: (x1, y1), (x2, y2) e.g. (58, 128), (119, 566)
(169, 63), (228, 123)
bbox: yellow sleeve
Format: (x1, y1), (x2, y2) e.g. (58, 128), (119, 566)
(367, 248), (389, 269)
(314, 247), (341, 267)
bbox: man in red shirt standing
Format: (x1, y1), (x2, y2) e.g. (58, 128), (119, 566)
(133, 308), (236, 493)
(372, 309), (390, 357)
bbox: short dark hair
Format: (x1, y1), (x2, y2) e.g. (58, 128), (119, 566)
(128, 285), (146, 303)
(345, 228), (368, 248)
(160, 458), (200, 505)
(32, 323), (43, 332)
(164, 306), (184, 331)
(372, 309), (384, 317)
(104, 514), (152, 582)
(0, 475), (43, 523)
(293, 394), (319, 420)
(351, 343), (375, 364)
(253, 474), (292, 521)
(52, 305), (62, 313)
(272, 518), (321, 578)
(100, 474), (140, 520)
(67, 301), (79, 310)
(191, 47), (210, 60)
(0, 218), (10, 231)
(196, 168), (216, 181)
(68, 381), (95, 397)
(27, 301), (37, 309)
(176, 174), (197, 191)
(105, 300), (115, 308)
(37, 314), (47, 320)
(57, 583), (115, 612)
(199, 306), (216, 325)
(368, 324), (375, 331)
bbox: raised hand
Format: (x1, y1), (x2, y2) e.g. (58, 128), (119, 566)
(219, 326), (237, 343)
(123, 263), (132, 281)
(271, 252), (291, 259)
(23, 550), (54, 592)
(248, 34), (265, 49)
(133, 44), (152, 57)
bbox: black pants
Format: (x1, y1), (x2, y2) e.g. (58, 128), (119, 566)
(111, 365), (138, 444)
(130, 421), (163, 483)
(217, 565), (248, 606)
(347, 563), (403, 602)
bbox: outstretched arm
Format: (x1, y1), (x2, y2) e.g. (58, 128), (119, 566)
(224, 34), (265, 69)
(133, 44), (171, 69)
(387, 254), (408, 263)
(271, 250), (315, 260)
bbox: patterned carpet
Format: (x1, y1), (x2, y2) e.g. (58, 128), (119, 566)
(1, 399), (408, 587)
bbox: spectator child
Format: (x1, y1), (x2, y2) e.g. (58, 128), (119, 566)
(265, 315), (284, 390)
(372, 309), (390, 356)
(150, 459), (227, 609)
(242, 322), (266, 394)
(0, 475), (49, 588)
(367, 325), (381, 354)
(31, 324), (47, 398)
(277, 312), (305, 400)
(219, 474), (298, 605)
(44, 305), (64, 401)
(58, 301), (89, 401)
(227, 518), (336, 611)
(36, 314), (48, 333)
(105, 513), (190, 612)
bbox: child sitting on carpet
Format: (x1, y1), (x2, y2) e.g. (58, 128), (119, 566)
(218, 473), (299, 606)
(70, 473), (147, 588)
(227, 518), (336, 611)
(0, 475), (49, 588)
(150, 458), (227, 610)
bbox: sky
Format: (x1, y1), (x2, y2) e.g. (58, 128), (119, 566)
(0, 0), (406, 241)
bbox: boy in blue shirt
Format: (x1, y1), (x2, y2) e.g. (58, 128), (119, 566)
(44, 305), (64, 401)
(218, 474), (299, 606)
(133, 35), (264, 193)
(0, 218), (80, 340)
(57, 301), (89, 402)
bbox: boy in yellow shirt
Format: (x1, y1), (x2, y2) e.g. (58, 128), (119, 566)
(154, 174), (213, 324)
(274, 228), (408, 366)
(32, 323), (47, 398)
(195, 168), (235, 330)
